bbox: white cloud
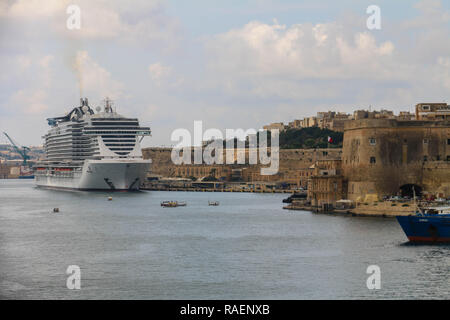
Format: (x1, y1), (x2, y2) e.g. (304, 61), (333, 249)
(11, 89), (49, 114)
(5, 53), (55, 115)
(1, 0), (180, 46)
(406, 0), (450, 28)
(206, 21), (396, 81)
(201, 2), (449, 109)
(39, 55), (54, 68)
(149, 63), (172, 85)
(436, 56), (450, 90)
(5, 0), (67, 18)
(16, 55), (32, 71)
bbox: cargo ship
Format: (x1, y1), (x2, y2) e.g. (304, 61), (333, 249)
(34, 98), (151, 190)
(396, 207), (450, 243)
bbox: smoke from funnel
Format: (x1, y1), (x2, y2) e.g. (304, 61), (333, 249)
(71, 51), (84, 98)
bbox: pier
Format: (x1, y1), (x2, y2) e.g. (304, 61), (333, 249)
(141, 181), (294, 193)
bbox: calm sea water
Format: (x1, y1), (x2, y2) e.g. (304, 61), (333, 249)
(0, 180), (449, 299)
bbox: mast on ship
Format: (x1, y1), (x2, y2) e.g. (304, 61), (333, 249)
(103, 97), (114, 113)
(412, 186), (423, 215)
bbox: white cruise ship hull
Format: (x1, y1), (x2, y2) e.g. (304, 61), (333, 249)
(35, 159), (151, 191)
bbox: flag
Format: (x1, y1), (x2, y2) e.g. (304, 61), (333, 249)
(328, 136), (333, 143)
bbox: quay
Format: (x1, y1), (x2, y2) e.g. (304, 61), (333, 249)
(141, 180), (294, 193)
(142, 187), (292, 193)
(283, 199), (450, 217)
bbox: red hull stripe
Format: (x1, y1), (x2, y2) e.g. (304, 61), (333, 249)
(408, 236), (450, 243)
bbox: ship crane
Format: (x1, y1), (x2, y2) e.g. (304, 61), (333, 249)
(2, 132), (30, 165)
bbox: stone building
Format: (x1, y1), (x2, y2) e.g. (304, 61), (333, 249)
(353, 109), (395, 120)
(0, 164), (10, 178)
(308, 160), (345, 206)
(397, 111), (415, 121)
(288, 119), (303, 129)
(303, 116), (318, 128)
(263, 122), (287, 132)
(415, 103), (450, 121)
(142, 147), (342, 187)
(342, 118), (450, 201)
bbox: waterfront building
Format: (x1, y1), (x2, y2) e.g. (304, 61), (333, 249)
(307, 160), (345, 207)
(342, 118), (450, 201)
(263, 122), (287, 132)
(142, 147), (341, 188)
(415, 103), (450, 121)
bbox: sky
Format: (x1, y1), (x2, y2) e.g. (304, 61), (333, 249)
(0, 0), (449, 147)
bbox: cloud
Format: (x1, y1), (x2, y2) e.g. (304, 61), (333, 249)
(201, 1), (449, 109)
(407, 0), (450, 28)
(16, 55), (32, 71)
(11, 89), (49, 114)
(4, 53), (55, 115)
(149, 62), (172, 85)
(39, 55), (54, 68)
(4, 0), (66, 18)
(1, 0), (180, 47)
(206, 21), (396, 81)
(436, 56), (450, 90)
(75, 1), (179, 44)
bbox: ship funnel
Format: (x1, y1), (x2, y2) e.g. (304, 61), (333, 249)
(80, 97), (89, 107)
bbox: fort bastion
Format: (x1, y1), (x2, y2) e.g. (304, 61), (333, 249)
(342, 119), (450, 201)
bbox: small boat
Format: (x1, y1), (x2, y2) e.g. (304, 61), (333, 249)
(396, 207), (450, 243)
(161, 201), (186, 207)
(208, 201), (219, 206)
(282, 192), (307, 203)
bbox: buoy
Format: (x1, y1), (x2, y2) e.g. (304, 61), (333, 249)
(53, 208), (59, 213)
(108, 196), (113, 201)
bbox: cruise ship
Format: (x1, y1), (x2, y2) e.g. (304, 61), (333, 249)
(34, 98), (151, 190)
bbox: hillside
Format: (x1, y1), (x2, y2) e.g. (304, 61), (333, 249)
(278, 127), (343, 149)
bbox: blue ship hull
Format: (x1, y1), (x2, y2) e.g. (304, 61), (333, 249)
(396, 214), (450, 243)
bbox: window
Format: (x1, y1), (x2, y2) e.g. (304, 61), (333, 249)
(369, 138), (376, 145)
(423, 155), (428, 161)
(422, 105), (430, 110)
(447, 155), (450, 161)
(370, 157), (376, 164)
(437, 155), (441, 161)
(423, 139), (429, 144)
(447, 139), (450, 145)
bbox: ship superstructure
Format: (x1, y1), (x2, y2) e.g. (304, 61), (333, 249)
(35, 98), (151, 190)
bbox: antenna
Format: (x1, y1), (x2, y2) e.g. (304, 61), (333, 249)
(103, 97), (114, 113)
(412, 186), (422, 215)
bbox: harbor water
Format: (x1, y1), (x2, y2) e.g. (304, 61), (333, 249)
(0, 180), (449, 299)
